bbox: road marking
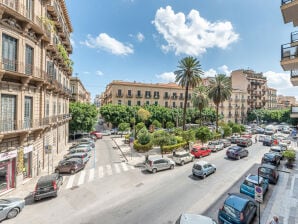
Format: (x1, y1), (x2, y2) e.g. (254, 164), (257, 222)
(88, 168), (94, 182)
(121, 162), (128, 171)
(130, 165), (135, 170)
(98, 166), (104, 178)
(66, 175), (75, 189)
(114, 163), (121, 173)
(106, 164), (113, 175)
(77, 170), (86, 185)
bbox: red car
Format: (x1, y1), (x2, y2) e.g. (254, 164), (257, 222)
(191, 145), (211, 158)
(90, 131), (102, 139)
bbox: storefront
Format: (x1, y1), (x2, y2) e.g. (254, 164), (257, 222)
(23, 145), (33, 179)
(0, 150), (17, 193)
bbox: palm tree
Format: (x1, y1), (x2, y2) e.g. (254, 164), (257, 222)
(207, 74), (232, 132)
(175, 56), (204, 130)
(192, 85), (209, 126)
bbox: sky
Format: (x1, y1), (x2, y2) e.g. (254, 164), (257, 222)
(65, 0), (297, 102)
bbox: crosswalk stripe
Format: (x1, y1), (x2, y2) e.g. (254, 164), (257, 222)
(106, 164), (113, 175)
(88, 168), (94, 182)
(66, 175), (75, 189)
(98, 166), (104, 178)
(121, 162), (128, 171)
(77, 170), (86, 185)
(114, 163), (121, 173)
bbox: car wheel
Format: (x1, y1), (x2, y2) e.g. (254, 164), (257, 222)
(237, 155), (241, 160)
(152, 168), (157, 174)
(203, 174), (207, 179)
(181, 161), (185, 166)
(170, 165), (174, 170)
(7, 208), (19, 219)
(70, 169), (75, 175)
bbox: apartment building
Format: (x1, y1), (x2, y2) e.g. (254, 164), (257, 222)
(94, 94), (101, 107)
(70, 77), (90, 103)
(280, 0), (298, 118)
(0, 0), (73, 193)
(101, 80), (192, 108)
(277, 95), (297, 109)
(266, 87), (278, 110)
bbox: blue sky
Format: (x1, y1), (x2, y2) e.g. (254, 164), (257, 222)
(65, 0), (296, 101)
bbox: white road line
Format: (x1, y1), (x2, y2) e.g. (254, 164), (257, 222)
(77, 170), (86, 185)
(88, 168), (94, 182)
(98, 166), (104, 178)
(121, 162), (128, 171)
(106, 164), (113, 175)
(66, 175), (75, 189)
(114, 163), (121, 174)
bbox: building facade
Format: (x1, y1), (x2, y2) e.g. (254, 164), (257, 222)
(280, 0), (298, 118)
(277, 95), (297, 109)
(101, 81), (193, 108)
(70, 77), (90, 103)
(266, 87), (278, 110)
(0, 0), (73, 193)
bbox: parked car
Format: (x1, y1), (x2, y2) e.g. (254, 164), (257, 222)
(236, 138), (252, 147)
(282, 128), (291, 134)
(227, 135), (241, 144)
(78, 138), (95, 148)
(69, 143), (93, 151)
(64, 152), (89, 164)
(258, 164), (279, 184)
(207, 141), (224, 152)
(256, 127), (265, 134)
(219, 139), (231, 148)
(258, 135), (266, 142)
(191, 146), (211, 158)
(262, 136), (273, 146)
(240, 174), (269, 198)
(261, 152), (281, 167)
(0, 198), (25, 221)
(145, 156), (175, 173)
(218, 193), (257, 224)
(69, 147), (91, 156)
(101, 130), (112, 136)
(90, 131), (102, 139)
(270, 146), (285, 160)
(55, 158), (85, 174)
(34, 173), (63, 201)
(172, 151), (194, 165)
(226, 146), (248, 160)
(278, 142), (288, 150)
(176, 213), (217, 224)
(241, 132), (252, 138)
(192, 161), (216, 179)
(264, 125), (276, 135)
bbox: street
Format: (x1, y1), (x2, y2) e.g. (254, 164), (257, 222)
(6, 137), (288, 224)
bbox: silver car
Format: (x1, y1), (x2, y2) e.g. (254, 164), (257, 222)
(192, 161), (216, 179)
(0, 198), (25, 221)
(172, 151), (195, 165)
(145, 156), (175, 173)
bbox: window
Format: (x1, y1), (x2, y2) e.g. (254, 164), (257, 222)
(47, 61), (55, 78)
(180, 102), (183, 108)
(145, 91), (151, 98)
(164, 92), (168, 98)
(165, 101), (168, 107)
(146, 101), (149, 105)
(53, 102), (56, 115)
(26, 0), (33, 20)
(127, 100), (131, 106)
(179, 93), (183, 99)
(137, 90), (141, 96)
(24, 96), (32, 128)
(2, 34), (18, 72)
(154, 101), (158, 106)
(154, 91), (159, 98)
(1, 94), (16, 131)
(127, 90), (131, 96)
(45, 99), (50, 117)
(137, 101), (141, 106)
(117, 89), (122, 97)
(172, 102), (176, 108)
(71, 85), (75, 94)
(118, 100), (121, 105)
(25, 45), (33, 75)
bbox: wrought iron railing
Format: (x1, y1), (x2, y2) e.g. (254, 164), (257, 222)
(281, 0), (295, 5)
(291, 70), (298, 78)
(281, 43), (298, 60)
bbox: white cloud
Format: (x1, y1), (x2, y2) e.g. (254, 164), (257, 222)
(263, 71), (292, 90)
(152, 6), (239, 56)
(218, 65), (231, 76)
(80, 33), (134, 55)
(204, 69), (217, 77)
(70, 34), (75, 48)
(83, 71), (90, 75)
(96, 70), (104, 76)
(136, 32), (145, 42)
(156, 72), (176, 82)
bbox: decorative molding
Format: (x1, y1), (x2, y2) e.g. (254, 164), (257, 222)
(2, 17), (22, 32)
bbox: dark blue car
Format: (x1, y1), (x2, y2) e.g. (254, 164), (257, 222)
(218, 193), (257, 224)
(240, 174), (269, 198)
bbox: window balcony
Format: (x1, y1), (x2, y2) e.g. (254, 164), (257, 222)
(280, 43), (298, 71)
(145, 95), (151, 99)
(126, 94), (133, 98)
(135, 94), (143, 98)
(171, 96), (177, 100)
(163, 95), (170, 99)
(0, 118), (47, 134)
(281, 0), (298, 26)
(154, 95), (160, 99)
(116, 93), (123, 98)
(290, 70), (298, 86)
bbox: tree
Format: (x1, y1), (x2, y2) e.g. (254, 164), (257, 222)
(166, 121), (175, 129)
(175, 56), (204, 131)
(69, 102), (98, 134)
(152, 130), (171, 157)
(208, 74), (232, 132)
(181, 130), (195, 150)
(192, 85), (209, 126)
(137, 108), (151, 122)
(195, 126), (213, 144)
(118, 122), (130, 137)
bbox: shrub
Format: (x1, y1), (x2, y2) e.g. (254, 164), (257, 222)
(283, 149), (296, 161)
(168, 135), (177, 145)
(175, 136), (184, 143)
(138, 132), (151, 145)
(133, 140), (153, 152)
(162, 142), (187, 153)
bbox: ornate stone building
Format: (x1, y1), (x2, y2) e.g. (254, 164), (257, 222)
(0, 0), (73, 192)
(70, 77), (90, 103)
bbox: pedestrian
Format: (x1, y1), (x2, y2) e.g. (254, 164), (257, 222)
(269, 216), (279, 224)
(255, 135), (258, 143)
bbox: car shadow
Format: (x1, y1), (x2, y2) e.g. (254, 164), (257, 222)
(223, 156), (238, 161)
(188, 174), (202, 181)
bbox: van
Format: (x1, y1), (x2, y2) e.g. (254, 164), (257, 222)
(258, 163), (279, 184)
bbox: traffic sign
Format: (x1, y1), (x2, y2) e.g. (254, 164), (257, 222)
(255, 185), (263, 203)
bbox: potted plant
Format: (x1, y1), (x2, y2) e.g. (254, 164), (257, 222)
(283, 149), (296, 168)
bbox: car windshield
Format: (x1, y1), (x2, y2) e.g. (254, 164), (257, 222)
(223, 204), (240, 219)
(264, 154), (275, 160)
(271, 148), (281, 152)
(193, 164), (202, 170)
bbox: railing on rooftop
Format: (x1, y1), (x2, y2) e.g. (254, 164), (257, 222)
(291, 31), (298, 43)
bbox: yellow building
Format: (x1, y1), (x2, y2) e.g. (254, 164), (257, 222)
(277, 95), (297, 109)
(70, 77), (91, 103)
(0, 0), (73, 192)
(280, 0), (298, 117)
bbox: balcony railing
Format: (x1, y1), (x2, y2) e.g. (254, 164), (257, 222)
(291, 70), (298, 77)
(291, 31), (298, 43)
(164, 95), (170, 99)
(126, 94), (133, 98)
(154, 95), (160, 99)
(281, 0), (295, 5)
(281, 43), (298, 60)
(135, 94), (142, 98)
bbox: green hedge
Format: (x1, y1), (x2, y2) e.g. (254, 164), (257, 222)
(162, 142), (187, 153)
(133, 140), (153, 152)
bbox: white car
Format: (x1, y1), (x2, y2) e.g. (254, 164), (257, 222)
(172, 151), (194, 165)
(207, 141), (224, 152)
(176, 213), (216, 224)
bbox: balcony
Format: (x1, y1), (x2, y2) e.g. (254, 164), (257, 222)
(163, 95), (170, 99)
(171, 96), (178, 100)
(116, 93), (123, 98)
(290, 105), (298, 118)
(281, 0), (298, 26)
(290, 70), (298, 85)
(145, 95), (151, 99)
(126, 94), (133, 98)
(179, 96), (184, 100)
(280, 43), (298, 70)
(135, 94), (143, 98)
(154, 95), (160, 99)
